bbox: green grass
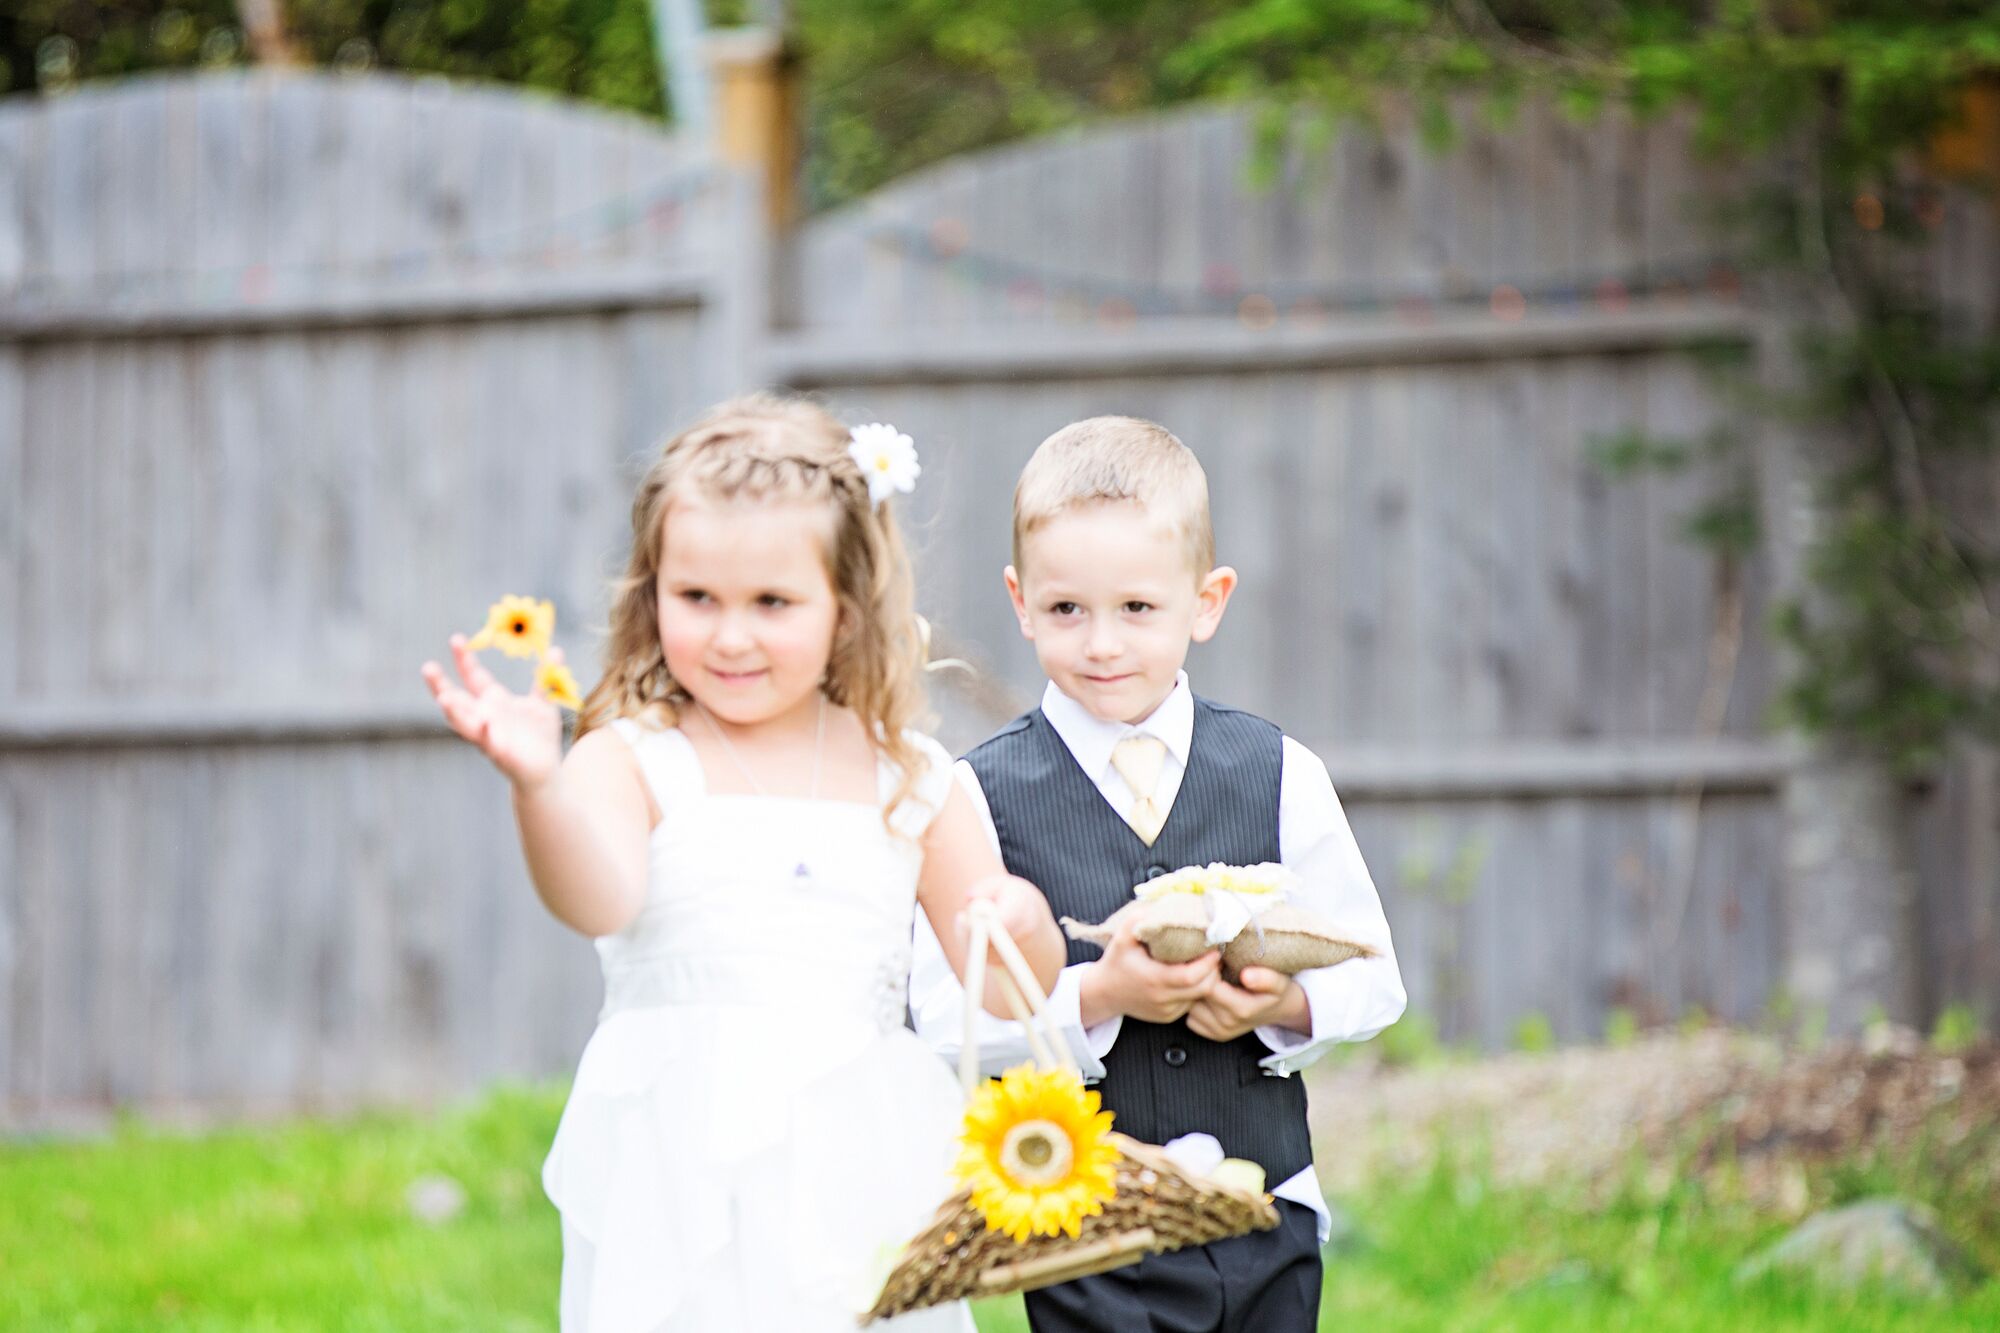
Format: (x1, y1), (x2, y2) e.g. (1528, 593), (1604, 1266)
(4, 1085), (1995, 1330)
(2, 1087), (566, 1332)
(1318, 1148), (2000, 1332)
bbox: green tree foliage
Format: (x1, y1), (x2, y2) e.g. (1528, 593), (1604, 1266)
(1, 2), (231, 91)
(1, 1), (662, 116)
(787, 0), (1243, 206)
(1164, 1), (2000, 153)
(1, 2), (1231, 206)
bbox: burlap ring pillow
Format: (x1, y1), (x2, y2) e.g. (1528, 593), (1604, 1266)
(1060, 863), (1380, 983)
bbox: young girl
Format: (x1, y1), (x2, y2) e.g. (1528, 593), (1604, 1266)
(422, 395), (1064, 1332)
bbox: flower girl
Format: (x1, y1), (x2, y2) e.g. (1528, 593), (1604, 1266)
(422, 394), (1063, 1331)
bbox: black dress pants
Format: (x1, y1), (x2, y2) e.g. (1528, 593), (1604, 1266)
(1021, 1198), (1322, 1333)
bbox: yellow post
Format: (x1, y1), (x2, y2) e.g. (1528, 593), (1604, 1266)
(707, 27), (799, 230)
(1929, 74), (2000, 191)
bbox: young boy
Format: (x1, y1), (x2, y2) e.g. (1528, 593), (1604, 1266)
(910, 416), (1406, 1332)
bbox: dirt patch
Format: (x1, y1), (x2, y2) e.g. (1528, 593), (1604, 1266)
(1306, 1029), (2000, 1209)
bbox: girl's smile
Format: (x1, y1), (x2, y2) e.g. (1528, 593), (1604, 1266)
(706, 667), (771, 686)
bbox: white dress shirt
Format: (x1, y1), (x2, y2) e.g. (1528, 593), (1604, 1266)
(910, 673), (1407, 1241)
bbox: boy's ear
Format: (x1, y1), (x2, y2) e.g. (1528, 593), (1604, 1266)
(1004, 566), (1035, 640)
(1190, 565), (1237, 644)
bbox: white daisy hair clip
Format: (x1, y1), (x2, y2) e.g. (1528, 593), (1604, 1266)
(848, 422), (921, 507)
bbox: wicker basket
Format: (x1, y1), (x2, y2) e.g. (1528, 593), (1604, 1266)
(862, 1132), (1277, 1321)
(859, 905), (1280, 1324)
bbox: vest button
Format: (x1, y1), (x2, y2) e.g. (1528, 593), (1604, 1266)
(1142, 864), (1170, 881)
(1163, 1045), (1188, 1067)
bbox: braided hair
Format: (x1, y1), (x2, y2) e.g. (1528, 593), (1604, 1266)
(576, 394), (930, 828)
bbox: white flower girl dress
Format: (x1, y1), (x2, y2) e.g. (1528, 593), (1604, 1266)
(541, 718), (973, 1332)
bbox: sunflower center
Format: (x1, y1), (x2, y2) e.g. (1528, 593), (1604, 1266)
(510, 619), (527, 634)
(999, 1119), (1074, 1187)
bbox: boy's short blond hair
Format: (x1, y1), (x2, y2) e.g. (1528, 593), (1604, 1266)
(1012, 416), (1214, 575)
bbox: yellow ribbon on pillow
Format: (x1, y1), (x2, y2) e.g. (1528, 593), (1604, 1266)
(1132, 862), (1297, 947)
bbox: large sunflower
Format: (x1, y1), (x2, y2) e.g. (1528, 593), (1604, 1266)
(467, 595), (555, 660)
(955, 1064), (1119, 1243)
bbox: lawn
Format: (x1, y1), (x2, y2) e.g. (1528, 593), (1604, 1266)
(5, 1080), (1995, 1331)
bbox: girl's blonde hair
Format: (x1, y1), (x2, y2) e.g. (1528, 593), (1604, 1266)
(575, 394), (929, 825)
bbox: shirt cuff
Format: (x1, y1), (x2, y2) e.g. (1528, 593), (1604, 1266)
(931, 964), (1115, 1083)
(1056, 963), (1123, 1067)
(1253, 958), (1408, 1077)
(1254, 1016), (1316, 1062)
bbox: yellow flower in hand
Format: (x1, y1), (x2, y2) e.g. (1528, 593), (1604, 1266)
(467, 595), (555, 660)
(535, 658), (583, 712)
(955, 1064), (1119, 1243)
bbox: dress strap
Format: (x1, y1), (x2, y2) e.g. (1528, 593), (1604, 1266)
(883, 729), (956, 839)
(609, 717), (704, 819)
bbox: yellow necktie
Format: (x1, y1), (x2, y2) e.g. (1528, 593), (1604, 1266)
(1110, 733), (1169, 845)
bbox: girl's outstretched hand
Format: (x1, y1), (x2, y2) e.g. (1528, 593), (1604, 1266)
(421, 634), (565, 791)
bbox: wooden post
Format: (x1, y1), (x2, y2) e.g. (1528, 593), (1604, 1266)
(706, 26), (799, 230)
(1929, 74), (2000, 195)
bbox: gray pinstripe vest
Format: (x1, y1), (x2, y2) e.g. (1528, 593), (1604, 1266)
(963, 698), (1311, 1181)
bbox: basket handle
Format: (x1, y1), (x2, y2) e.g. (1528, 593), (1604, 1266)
(959, 900), (1079, 1095)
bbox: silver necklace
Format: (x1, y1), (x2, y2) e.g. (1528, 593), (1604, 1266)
(696, 693), (826, 798)
(700, 696), (824, 880)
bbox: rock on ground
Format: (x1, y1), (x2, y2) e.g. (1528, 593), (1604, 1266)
(1736, 1198), (1987, 1297)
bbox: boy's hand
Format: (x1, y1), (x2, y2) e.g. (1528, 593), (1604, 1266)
(1185, 967), (1308, 1043)
(1080, 914), (1221, 1025)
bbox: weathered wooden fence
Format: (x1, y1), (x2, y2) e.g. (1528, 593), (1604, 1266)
(2, 74), (1994, 1125)
(774, 104), (1998, 1047)
(0, 73), (757, 1122)
(778, 103), (1778, 1047)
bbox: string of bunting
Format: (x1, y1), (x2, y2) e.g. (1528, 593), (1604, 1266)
(4, 164), (721, 307)
(867, 217), (1746, 327)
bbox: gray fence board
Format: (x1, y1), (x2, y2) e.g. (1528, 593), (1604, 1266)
(0, 73), (743, 1124)
(0, 349), (19, 701)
